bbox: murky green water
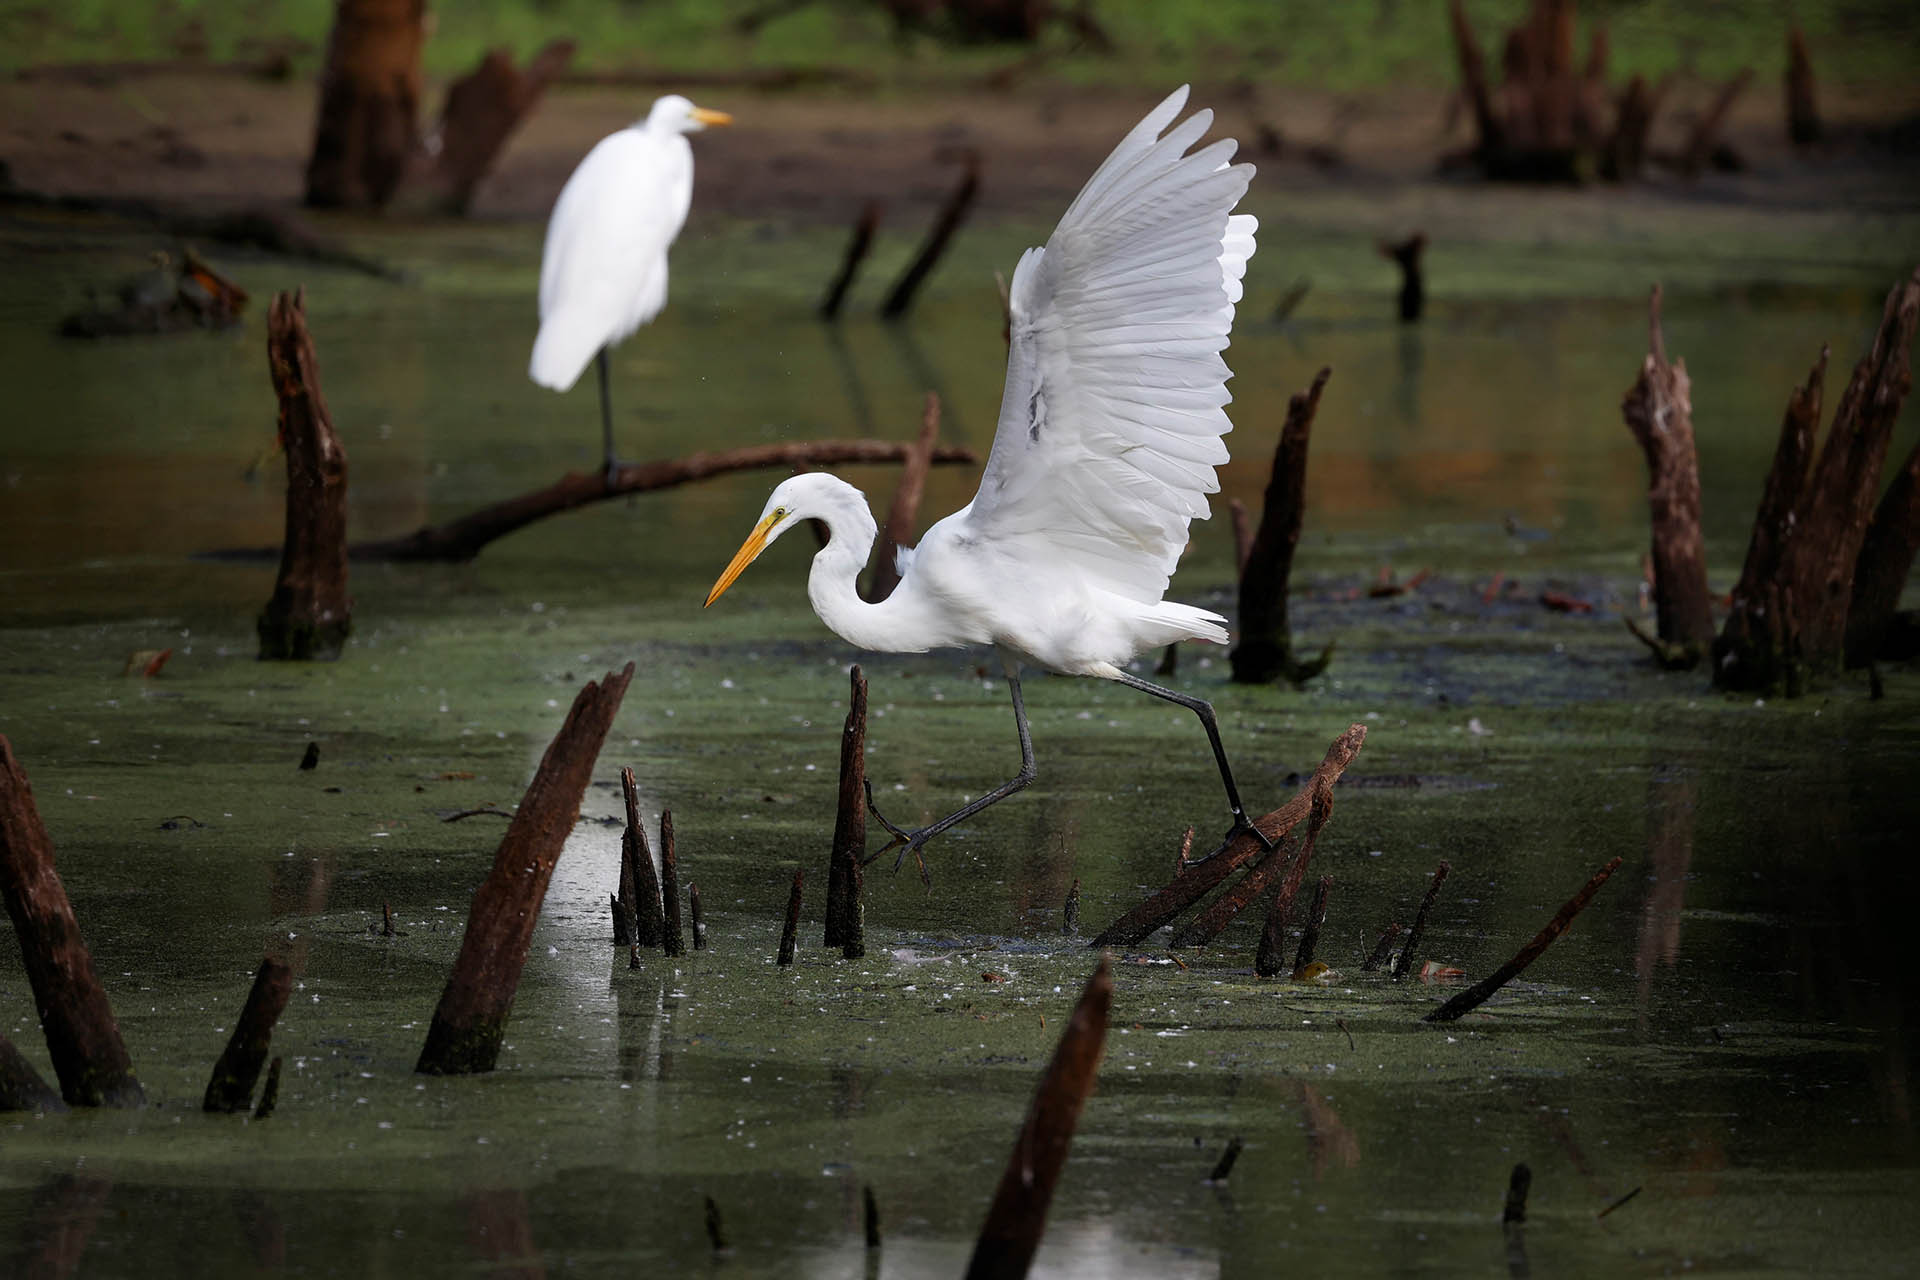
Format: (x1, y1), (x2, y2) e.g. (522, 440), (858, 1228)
(2, 192), (1917, 1276)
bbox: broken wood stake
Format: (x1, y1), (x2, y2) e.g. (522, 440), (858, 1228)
(1392, 861), (1451, 981)
(882, 147), (980, 321)
(824, 665), (868, 956)
(1205, 1136), (1244, 1184)
(1232, 367), (1334, 685)
(426, 39), (576, 215)
(415, 665), (634, 1074)
(819, 198), (881, 320)
(609, 894), (630, 947)
(1503, 1162), (1532, 1223)
(965, 956), (1111, 1280)
(258, 290), (352, 659)
(621, 767), (664, 948)
(203, 957), (294, 1112)
(1062, 879), (1080, 936)
(1425, 857), (1621, 1022)
(660, 809), (685, 957)
(1291, 874), (1333, 978)
(1361, 922), (1403, 972)
(0, 735), (144, 1108)
(778, 869), (803, 967)
(1253, 888), (1290, 979)
(254, 1057), (282, 1119)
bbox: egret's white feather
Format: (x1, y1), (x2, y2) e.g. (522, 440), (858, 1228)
(964, 87), (1256, 607)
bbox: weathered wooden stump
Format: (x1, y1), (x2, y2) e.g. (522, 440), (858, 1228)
(304, 0), (426, 210)
(1232, 368), (1334, 685)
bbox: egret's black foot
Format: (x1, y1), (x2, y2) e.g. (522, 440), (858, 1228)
(1188, 810), (1277, 867)
(862, 780), (934, 888)
(602, 457), (633, 487)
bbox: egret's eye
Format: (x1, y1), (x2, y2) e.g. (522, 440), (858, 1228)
(773, 507), (789, 520)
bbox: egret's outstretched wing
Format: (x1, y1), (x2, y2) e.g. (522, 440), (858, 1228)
(963, 86), (1256, 604)
(529, 131), (691, 392)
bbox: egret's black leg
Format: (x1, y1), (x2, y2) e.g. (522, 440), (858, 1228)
(1106, 669), (1273, 861)
(596, 347), (617, 484)
(865, 672), (1037, 872)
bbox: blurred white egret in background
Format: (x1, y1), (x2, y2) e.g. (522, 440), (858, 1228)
(707, 86), (1265, 865)
(529, 94), (732, 478)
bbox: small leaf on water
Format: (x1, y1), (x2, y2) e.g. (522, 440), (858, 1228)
(123, 648), (172, 677)
(1419, 961), (1466, 982)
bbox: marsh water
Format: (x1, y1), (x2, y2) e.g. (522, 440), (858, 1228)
(3, 188), (1918, 1277)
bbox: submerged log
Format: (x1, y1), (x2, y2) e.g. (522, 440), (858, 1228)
(1715, 269), (1920, 694)
(1232, 367), (1334, 685)
(0, 736), (143, 1108)
(823, 665), (868, 956)
(1089, 724), (1364, 949)
(417, 665), (633, 1074)
(307, 440), (979, 563)
(424, 40), (575, 215)
(203, 957), (294, 1112)
(867, 393), (941, 602)
(965, 957), (1111, 1280)
(1620, 285), (1713, 667)
(258, 291), (352, 660)
(304, 0), (426, 210)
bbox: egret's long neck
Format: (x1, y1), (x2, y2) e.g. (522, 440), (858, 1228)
(804, 504), (900, 653)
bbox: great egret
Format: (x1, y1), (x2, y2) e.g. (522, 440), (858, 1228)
(529, 94), (732, 479)
(707, 86), (1264, 864)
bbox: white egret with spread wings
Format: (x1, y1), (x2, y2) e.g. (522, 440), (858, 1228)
(707, 87), (1266, 864)
(529, 94), (732, 478)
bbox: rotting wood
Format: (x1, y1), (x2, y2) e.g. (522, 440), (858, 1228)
(0, 1034), (65, 1112)
(416, 665), (633, 1074)
(823, 665), (868, 957)
(206, 440), (978, 563)
(867, 393), (942, 601)
(1600, 73), (1664, 181)
(1291, 874), (1333, 978)
(1361, 921), (1403, 971)
(202, 957), (293, 1112)
(965, 956), (1111, 1280)
(259, 290), (352, 660)
(1786, 27), (1822, 146)
(778, 869), (803, 968)
(820, 199), (882, 320)
(660, 810), (685, 957)
(1393, 862), (1452, 981)
(1232, 367), (1335, 685)
(1620, 285), (1713, 667)
(864, 1184), (881, 1249)
(1425, 857), (1622, 1022)
(881, 147), (980, 321)
(621, 768), (664, 948)
(1062, 878), (1080, 936)
(1170, 781), (1332, 950)
(1715, 268), (1920, 694)
(1252, 881), (1290, 978)
(0, 736), (144, 1108)
(1089, 724), (1364, 949)
(424, 39), (575, 215)
(304, 0), (426, 210)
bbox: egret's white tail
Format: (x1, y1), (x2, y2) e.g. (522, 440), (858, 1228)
(528, 311), (601, 392)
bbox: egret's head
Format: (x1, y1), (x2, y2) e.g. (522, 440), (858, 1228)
(704, 476), (813, 607)
(649, 94), (733, 134)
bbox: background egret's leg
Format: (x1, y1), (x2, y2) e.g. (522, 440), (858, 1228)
(1107, 669), (1273, 855)
(867, 671), (1036, 867)
(596, 347), (616, 480)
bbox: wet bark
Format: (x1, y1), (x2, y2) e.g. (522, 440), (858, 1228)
(1715, 268), (1920, 694)
(1232, 367), (1333, 684)
(425, 40), (576, 215)
(965, 956), (1111, 1280)
(417, 665), (634, 1074)
(620, 768), (664, 948)
(823, 665), (868, 956)
(258, 291), (352, 660)
(202, 957), (293, 1112)
(304, 0), (426, 210)
(0, 736), (143, 1108)
(1620, 285), (1713, 667)
(867, 393), (942, 601)
(659, 810), (685, 957)
(1170, 780), (1332, 950)
(1845, 435), (1920, 666)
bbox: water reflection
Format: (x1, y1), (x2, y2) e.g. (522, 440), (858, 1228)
(7, 1174), (112, 1280)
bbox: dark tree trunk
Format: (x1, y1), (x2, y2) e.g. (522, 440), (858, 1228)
(425, 40), (576, 215)
(258, 291), (352, 660)
(417, 666), (634, 1074)
(823, 665), (868, 956)
(1232, 367), (1333, 684)
(1620, 285), (1714, 666)
(304, 0), (426, 210)
(0, 736), (143, 1108)
(1786, 26), (1823, 145)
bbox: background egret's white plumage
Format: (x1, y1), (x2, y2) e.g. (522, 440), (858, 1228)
(707, 86), (1263, 863)
(530, 93), (730, 476)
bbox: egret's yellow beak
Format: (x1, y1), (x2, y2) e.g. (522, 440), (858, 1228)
(690, 107), (734, 127)
(705, 511), (782, 606)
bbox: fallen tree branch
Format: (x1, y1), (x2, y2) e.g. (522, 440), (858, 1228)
(1424, 857), (1622, 1022)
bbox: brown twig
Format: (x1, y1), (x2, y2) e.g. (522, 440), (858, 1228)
(965, 957), (1111, 1279)
(415, 666), (633, 1074)
(819, 198), (881, 320)
(1392, 862), (1451, 981)
(1424, 857), (1623, 1022)
(1291, 875), (1333, 977)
